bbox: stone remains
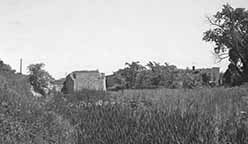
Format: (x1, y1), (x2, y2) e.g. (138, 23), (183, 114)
(190, 67), (221, 87)
(62, 70), (106, 93)
(197, 67), (220, 85)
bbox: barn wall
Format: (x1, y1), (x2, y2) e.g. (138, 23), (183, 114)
(73, 71), (106, 91)
(63, 75), (74, 93)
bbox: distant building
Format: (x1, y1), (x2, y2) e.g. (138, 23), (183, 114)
(198, 67), (220, 85)
(62, 70), (106, 93)
(167, 66), (221, 88)
(192, 67), (221, 86)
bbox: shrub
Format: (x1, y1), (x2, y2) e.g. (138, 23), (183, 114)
(27, 63), (54, 96)
(0, 85), (76, 144)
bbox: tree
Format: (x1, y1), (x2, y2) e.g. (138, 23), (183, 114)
(108, 61), (181, 89)
(27, 63), (54, 96)
(146, 61), (177, 88)
(0, 59), (15, 73)
(203, 4), (248, 85)
(122, 61), (146, 89)
(134, 70), (153, 88)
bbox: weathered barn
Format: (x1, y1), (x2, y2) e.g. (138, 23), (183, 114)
(62, 70), (106, 93)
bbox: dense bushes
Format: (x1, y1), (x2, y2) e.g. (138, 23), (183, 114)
(0, 60), (15, 73)
(27, 63), (54, 96)
(0, 86), (76, 144)
(107, 61), (216, 90)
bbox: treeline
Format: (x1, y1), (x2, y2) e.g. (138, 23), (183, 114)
(0, 60), (16, 73)
(106, 61), (211, 90)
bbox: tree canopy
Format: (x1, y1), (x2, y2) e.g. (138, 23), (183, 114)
(107, 61), (203, 90)
(203, 4), (248, 85)
(0, 59), (15, 73)
(27, 63), (54, 95)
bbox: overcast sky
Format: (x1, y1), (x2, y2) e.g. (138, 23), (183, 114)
(0, 0), (247, 79)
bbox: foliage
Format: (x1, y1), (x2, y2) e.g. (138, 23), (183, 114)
(108, 61), (178, 89)
(182, 71), (195, 89)
(0, 80), (75, 144)
(50, 88), (248, 144)
(114, 61), (146, 89)
(203, 4), (248, 85)
(2, 61), (247, 144)
(1, 77), (248, 144)
(0, 59), (15, 73)
(108, 61), (213, 89)
(146, 61), (177, 88)
(27, 63), (54, 96)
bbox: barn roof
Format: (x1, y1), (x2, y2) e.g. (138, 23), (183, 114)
(73, 70), (99, 74)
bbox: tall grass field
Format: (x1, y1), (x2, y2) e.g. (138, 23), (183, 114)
(1, 86), (248, 143)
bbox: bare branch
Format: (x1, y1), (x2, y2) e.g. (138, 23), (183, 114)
(218, 52), (229, 57)
(206, 16), (224, 29)
(215, 55), (229, 63)
(211, 50), (229, 63)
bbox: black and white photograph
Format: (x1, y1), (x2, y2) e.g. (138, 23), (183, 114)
(0, 0), (248, 143)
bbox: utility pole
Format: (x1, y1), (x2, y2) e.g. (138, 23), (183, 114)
(20, 58), (22, 74)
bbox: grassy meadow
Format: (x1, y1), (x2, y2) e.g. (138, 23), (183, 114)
(1, 85), (248, 143)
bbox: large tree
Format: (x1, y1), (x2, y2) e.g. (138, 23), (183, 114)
(203, 4), (248, 85)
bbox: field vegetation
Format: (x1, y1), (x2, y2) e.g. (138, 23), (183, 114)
(1, 83), (248, 143)
(1, 59), (248, 143)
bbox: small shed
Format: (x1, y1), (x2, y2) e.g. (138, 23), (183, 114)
(62, 70), (106, 93)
